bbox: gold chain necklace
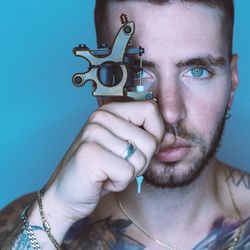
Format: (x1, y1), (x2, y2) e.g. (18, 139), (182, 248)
(115, 169), (242, 250)
(224, 169), (243, 250)
(115, 193), (178, 250)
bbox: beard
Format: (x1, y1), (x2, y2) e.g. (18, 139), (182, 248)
(143, 111), (228, 188)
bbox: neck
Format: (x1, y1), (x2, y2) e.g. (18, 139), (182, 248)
(118, 158), (222, 238)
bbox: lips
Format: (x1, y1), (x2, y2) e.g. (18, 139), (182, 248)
(155, 138), (193, 163)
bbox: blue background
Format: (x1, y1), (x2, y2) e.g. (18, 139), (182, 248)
(0, 1), (249, 208)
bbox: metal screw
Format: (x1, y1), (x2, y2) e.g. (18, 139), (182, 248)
(120, 13), (129, 24)
(145, 93), (153, 100)
(78, 44), (89, 50)
(124, 26), (132, 34)
(74, 75), (83, 85)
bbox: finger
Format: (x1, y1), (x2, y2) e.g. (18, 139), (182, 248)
(88, 109), (158, 167)
(99, 101), (165, 144)
(82, 123), (147, 177)
(75, 142), (136, 192)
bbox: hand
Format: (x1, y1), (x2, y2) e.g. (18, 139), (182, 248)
(43, 101), (165, 224)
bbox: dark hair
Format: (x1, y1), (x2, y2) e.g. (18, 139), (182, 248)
(94, 0), (234, 56)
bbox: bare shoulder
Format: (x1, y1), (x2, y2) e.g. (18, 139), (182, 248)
(0, 193), (36, 246)
(220, 162), (250, 217)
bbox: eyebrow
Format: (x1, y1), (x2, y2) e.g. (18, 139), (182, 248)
(133, 55), (227, 69)
(176, 55), (227, 68)
(134, 58), (155, 68)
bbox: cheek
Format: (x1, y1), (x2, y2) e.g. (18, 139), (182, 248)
(185, 79), (231, 139)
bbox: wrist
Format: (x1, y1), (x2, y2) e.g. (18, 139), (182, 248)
(28, 188), (76, 245)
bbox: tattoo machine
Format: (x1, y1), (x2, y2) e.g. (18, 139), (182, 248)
(72, 14), (151, 193)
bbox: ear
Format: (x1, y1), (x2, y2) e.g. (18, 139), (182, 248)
(227, 54), (239, 110)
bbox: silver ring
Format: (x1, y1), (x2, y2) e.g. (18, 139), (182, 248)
(121, 140), (136, 160)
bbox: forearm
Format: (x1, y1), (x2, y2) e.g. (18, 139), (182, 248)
(27, 198), (74, 250)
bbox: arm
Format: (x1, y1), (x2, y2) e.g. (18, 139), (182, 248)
(0, 191), (76, 250)
(1, 101), (165, 249)
(0, 193), (35, 249)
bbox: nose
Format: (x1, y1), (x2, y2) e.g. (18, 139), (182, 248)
(156, 79), (187, 126)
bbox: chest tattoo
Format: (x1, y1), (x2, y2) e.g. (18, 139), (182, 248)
(63, 216), (145, 249)
(193, 217), (250, 250)
(62, 216), (250, 250)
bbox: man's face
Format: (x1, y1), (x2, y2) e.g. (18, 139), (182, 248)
(102, 1), (238, 188)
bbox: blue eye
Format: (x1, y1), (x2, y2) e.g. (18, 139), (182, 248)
(134, 69), (151, 81)
(186, 67), (210, 79)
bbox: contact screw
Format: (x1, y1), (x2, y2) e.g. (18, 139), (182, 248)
(120, 13), (129, 24)
(79, 44), (89, 50)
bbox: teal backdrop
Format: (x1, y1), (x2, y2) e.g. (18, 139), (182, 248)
(0, 0), (249, 208)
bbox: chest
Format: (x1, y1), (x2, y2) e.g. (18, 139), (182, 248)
(62, 216), (250, 250)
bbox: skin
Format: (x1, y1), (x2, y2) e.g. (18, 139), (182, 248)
(101, 2), (238, 189)
(1, 1), (250, 250)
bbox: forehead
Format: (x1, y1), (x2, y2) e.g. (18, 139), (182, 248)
(103, 1), (228, 62)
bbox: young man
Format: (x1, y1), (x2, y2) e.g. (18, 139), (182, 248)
(1, 0), (250, 249)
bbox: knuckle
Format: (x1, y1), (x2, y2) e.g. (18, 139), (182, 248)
(99, 103), (114, 114)
(89, 111), (98, 122)
(146, 101), (158, 114)
(89, 110), (108, 123)
(100, 103), (110, 110)
(123, 164), (135, 181)
(83, 123), (101, 140)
